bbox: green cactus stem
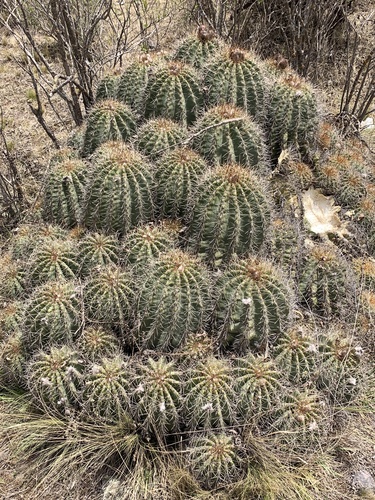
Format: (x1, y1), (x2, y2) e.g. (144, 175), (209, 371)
(173, 25), (218, 68)
(82, 99), (137, 157)
(133, 356), (182, 439)
(187, 163), (270, 266)
(43, 158), (86, 228)
(1, 254), (26, 300)
(82, 142), (154, 235)
(76, 326), (120, 361)
(137, 118), (186, 161)
(117, 53), (155, 111)
(78, 232), (120, 275)
(192, 104), (267, 168)
(214, 257), (291, 351)
(135, 250), (211, 350)
(9, 224), (67, 260)
(184, 357), (235, 430)
(144, 61), (203, 126)
(156, 147), (208, 220)
(205, 47), (265, 117)
(95, 74), (119, 101)
(0, 332), (27, 388)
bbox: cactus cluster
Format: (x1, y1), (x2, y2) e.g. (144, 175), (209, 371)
(1, 25), (374, 499)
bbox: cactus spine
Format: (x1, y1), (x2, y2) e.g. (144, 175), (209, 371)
(76, 326), (120, 361)
(82, 100), (137, 157)
(135, 250), (211, 350)
(82, 142), (154, 235)
(214, 257), (291, 351)
(78, 232), (120, 275)
(137, 118), (186, 160)
(187, 164), (270, 266)
(173, 25), (218, 69)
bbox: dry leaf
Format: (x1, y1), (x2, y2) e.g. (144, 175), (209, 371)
(302, 188), (349, 237)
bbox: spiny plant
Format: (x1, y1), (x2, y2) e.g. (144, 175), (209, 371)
(82, 355), (132, 423)
(204, 47), (266, 117)
(43, 157), (86, 228)
(156, 147), (207, 219)
(95, 74), (119, 101)
(0, 301), (24, 337)
(27, 346), (83, 412)
(82, 141), (154, 235)
(27, 239), (79, 285)
(82, 99), (137, 157)
(268, 72), (317, 162)
(192, 104), (267, 167)
(0, 332), (27, 388)
(76, 326), (120, 361)
(275, 389), (323, 434)
(187, 163), (270, 266)
(214, 257), (291, 351)
(84, 265), (134, 329)
(123, 222), (177, 268)
(184, 357), (236, 430)
(24, 280), (81, 349)
(269, 217), (301, 275)
(173, 25), (218, 69)
(177, 331), (217, 363)
(8, 224), (67, 260)
(116, 53), (155, 111)
(78, 232), (120, 275)
(137, 118), (186, 160)
(135, 250), (211, 350)
(144, 61), (203, 126)
(133, 356), (182, 439)
(352, 257), (375, 290)
(234, 354), (281, 418)
(187, 432), (243, 488)
(299, 243), (349, 317)
(271, 157), (314, 204)
(0, 254), (26, 299)
(274, 324), (317, 382)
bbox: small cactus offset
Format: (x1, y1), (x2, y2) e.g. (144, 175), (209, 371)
(123, 223), (177, 268)
(0, 332), (27, 388)
(205, 47), (265, 117)
(9, 224), (67, 260)
(269, 217), (301, 275)
(156, 147), (207, 219)
(187, 432), (243, 488)
(274, 325), (317, 382)
(193, 104), (267, 168)
(82, 355), (132, 422)
(84, 265), (134, 329)
(275, 389), (322, 432)
(95, 74), (119, 101)
(184, 357), (236, 430)
(135, 250), (211, 350)
(24, 280), (81, 349)
(144, 61), (203, 126)
(234, 354), (281, 418)
(173, 25), (218, 68)
(137, 118), (186, 161)
(0, 301), (24, 337)
(133, 356), (182, 439)
(187, 164), (270, 266)
(117, 54), (155, 111)
(76, 326), (120, 361)
(43, 158), (86, 228)
(27, 346), (83, 411)
(28, 239), (80, 285)
(1, 254), (26, 300)
(177, 331), (217, 363)
(268, 73), (317, 162)
(82, 100), (137, 157)
(82, 142), (154, 235)
(214, 257), (291, 351)
(299, 243), (348, 317)
(78, 232), (120, 275)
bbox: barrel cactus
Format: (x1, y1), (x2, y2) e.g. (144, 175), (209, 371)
(117, 53), (154, 111)
(123, 223), (177, 268)
(133, 357), (182, 439)
(205, 47), (265, 117)
(82, 100), (137, 157)
(187, 432), (243, 488)
(268, 73), (317, 162)
(0, 332), (27, 388)
(1, 254), (26, 300)
(28, 346), (83, 412)
(214, 257), (292, 351)
(0, 301), (24, 337)
(43, 158), (86, 228)
(184, 357), (236, 430)
(24, 280), (81, 349)
(144, 61), (203, 126)
(82, 355), (132, 422)
(192, 104), (267, 168)
(78, 232), (120, 275)
(156, 147), (207, 219)
(275, 389), (323, 432)
(9, 224), (67, 260)
(177, 331), (217, 363)
(95, 74), (119, 101)
(76, 326), (120, 361)
(187, 164), (270, 266)
(82, 142), (154, 235)
(135, 250), (211, 350)
(173, 25), (218, 68)
(137, 118), (186, 160)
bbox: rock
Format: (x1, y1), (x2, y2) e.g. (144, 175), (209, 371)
(352, 470), (375, 496)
